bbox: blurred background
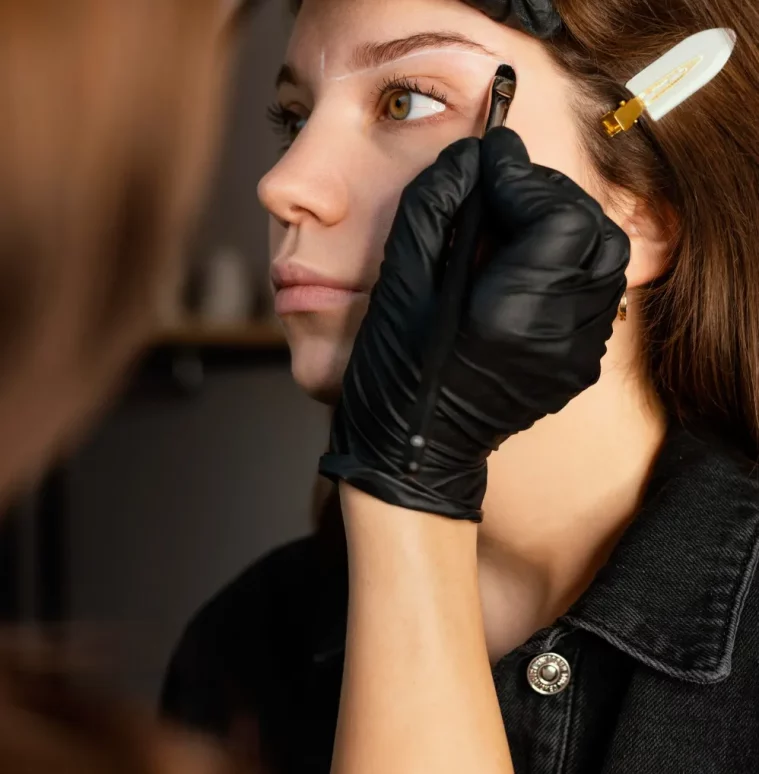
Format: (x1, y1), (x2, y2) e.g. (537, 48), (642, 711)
(0, 0), (328, 703)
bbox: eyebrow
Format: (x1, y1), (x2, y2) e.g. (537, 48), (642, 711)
(275, 31), (499, 89)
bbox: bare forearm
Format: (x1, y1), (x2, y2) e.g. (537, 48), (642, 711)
(331, 484), (513, 774)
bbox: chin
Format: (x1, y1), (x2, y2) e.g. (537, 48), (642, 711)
(288, 335), (352, 406)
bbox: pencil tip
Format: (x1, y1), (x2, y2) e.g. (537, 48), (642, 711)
(495, 64), (516, 81)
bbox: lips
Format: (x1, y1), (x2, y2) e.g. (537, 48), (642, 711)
(271, 262), (369, 315)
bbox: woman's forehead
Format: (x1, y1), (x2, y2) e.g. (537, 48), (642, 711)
(289, 0), (496, 55)
(286, 0), (515, 77)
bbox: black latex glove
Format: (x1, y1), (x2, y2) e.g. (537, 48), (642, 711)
(319, 128), (629, 521)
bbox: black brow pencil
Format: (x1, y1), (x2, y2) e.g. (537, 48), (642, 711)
(404, 65), (517, 478)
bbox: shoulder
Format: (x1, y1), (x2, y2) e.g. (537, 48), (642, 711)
(171, 532), (347, 665)
(649, 421), (759, 489)
(160, 533), (347, 733)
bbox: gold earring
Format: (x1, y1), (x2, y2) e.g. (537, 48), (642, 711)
(618, 294), (628, 322)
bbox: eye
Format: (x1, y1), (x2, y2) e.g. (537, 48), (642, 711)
(378, 77), (448, 123)
(384, 89), (447, 121)
(267, 103), (309, 149)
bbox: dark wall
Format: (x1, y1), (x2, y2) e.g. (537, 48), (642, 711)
(69, 367), (327, 702)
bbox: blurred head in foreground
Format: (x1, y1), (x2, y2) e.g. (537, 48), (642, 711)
(0, 1), (248, 772)
(0, 0), (233, 506)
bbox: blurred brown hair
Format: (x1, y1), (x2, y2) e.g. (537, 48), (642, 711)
(0, 0), (233, 499)
(0, 1), (253, 772)
(0, 636), (244, 774)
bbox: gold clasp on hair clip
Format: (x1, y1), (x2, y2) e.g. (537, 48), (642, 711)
(601, 97), (646, 138)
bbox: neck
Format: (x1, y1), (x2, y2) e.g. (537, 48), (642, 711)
(476, 367), (667, 662)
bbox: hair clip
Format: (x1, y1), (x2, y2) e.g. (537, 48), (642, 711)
(602, 28), (736, 138)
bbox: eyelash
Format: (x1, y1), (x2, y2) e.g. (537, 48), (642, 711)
(266, 103), (300, 150)
(266, 74), (449, 150)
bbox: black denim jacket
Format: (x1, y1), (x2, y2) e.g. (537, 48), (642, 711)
(161, 424), (759, 773)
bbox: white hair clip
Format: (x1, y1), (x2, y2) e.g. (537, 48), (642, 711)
(602, 28), (737, 138)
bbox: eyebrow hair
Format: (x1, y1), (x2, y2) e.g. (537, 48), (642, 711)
(350, 31), (499, 70)
(276, 63), (297, 89)
(275, 31), (498, 89)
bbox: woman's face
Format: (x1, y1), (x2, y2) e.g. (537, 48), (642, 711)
(259, 0), (596, 403)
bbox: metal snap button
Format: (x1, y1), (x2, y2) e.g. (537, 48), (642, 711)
(527, 652), (571, 695)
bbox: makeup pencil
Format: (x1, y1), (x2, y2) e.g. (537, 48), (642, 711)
(405, 65), (517, 475)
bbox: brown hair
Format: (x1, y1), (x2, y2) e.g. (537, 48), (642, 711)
(0, 1), (256, 772)
(544, 0), (759, 455)
(0, 0), (233, 499)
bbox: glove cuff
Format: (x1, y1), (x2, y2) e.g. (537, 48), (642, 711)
(319, 453), (484, 523)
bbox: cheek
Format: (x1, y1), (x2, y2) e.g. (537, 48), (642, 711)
(354, 130), (470, 278)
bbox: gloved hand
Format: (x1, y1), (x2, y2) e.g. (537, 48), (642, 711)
(319, 127), (629, 521)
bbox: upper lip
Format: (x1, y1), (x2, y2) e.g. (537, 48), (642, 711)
(271, 262), (365, 293)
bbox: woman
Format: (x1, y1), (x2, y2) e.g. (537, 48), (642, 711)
(0, 0), (252, 771)
(162, 0), (759, 771)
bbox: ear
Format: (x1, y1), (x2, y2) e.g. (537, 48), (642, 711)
(606, 193), (674, 289)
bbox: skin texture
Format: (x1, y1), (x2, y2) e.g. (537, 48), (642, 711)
(334, 487), (512, 774)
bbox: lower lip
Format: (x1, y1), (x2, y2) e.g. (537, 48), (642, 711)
(274, 285), (368, 314)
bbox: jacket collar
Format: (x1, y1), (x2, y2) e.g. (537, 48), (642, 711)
(548, 423), (759, 684)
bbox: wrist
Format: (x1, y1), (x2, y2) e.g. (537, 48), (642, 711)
(338, 482), (478, 567)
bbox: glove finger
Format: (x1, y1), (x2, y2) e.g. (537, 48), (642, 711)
(471, 130), (629, 336)
(480, 128), (625, 275)
(470, 216), (626, 332)
(382, 137), (481, 288)
(531, 164), (631, 280)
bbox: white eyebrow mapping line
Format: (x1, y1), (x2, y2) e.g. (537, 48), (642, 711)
(326, 49), (502, 82)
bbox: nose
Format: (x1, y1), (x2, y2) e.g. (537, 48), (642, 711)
(258, 125), (350, 229)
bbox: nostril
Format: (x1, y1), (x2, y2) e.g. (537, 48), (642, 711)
(278, 204), (310, 227)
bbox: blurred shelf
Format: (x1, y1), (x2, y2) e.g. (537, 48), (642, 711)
(132, 321), (290, 394)
(154, 321), (287, 349)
